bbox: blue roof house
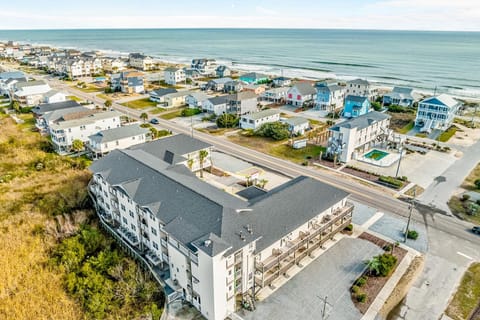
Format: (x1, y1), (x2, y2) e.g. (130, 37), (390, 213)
(343, 95), (371, 118)
(239, 72), (269, 84)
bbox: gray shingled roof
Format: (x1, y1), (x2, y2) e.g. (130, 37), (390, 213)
(15, 80), (47, 89)
(284, 116), (309, 126)
(42, 106), (91, 124)
(348, 79), (370, 85)
(89, 124), (149, 144)
(207, 95), (229, 105)
(89, 135), (350, 257)
(32, 100), (81, 115)
(292, 82), (317, 96)
(151, 88), (177, 97)
(330, 111), (390, 131)
(243, 109), (280, 120)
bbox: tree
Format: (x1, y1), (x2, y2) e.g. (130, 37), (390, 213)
(104, 99), (113, 108)
(71, 139), (84, 152)
(257, 179), (268, 189)
(216, 113), (239, 128)
(255, 122), (290, 141)
(198, 149), (209, 178)
(140, 112), (148, 123)
(475, 179), (480, 189)
(366, 256), (381, 276)
(10, 100), (20, 112)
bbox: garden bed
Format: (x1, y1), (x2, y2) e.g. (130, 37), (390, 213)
(351, 233), (408, 314)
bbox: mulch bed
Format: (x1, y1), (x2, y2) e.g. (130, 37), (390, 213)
(341, 167), (379, 182)
(210, 167), (229, 177)
(314, 158), (338, 168)
(352, 232), (408, 314)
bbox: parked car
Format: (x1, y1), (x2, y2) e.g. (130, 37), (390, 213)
(150, 118), (159, 125)
(472, 226), (480, 234)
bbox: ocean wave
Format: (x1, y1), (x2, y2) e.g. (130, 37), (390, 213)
(312, 60), (378, 69)
(232, 61), (332, 73)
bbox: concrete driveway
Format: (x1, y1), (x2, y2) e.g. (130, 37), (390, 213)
(240, 238), (383, 320)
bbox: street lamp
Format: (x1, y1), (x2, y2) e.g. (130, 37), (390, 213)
(395, 146), (404, 178)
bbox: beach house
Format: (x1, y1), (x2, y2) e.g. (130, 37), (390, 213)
(186, 92), (209, 109)
(13, 80), (52, 106)
(282, 117), (310, 135)
(239, 72), (269, 84)
(415, 94), (460, 133)
(286, 82), (317, 106)
(191, 59), (217, 76)
(215, 65), (231, 78)
(243, 84), (266, 95)
(164, 67), (186, 86)
(49, 110), (122, 153)
(163, 91), (189, 108)
(328, 111), (391, 163)
(343, 95), (371, 118)
(383, 87), (416, 107)
(240, 109), (281, 130)
(111, 71), (145, 94)
(272, 76), (291, 87)
(315, 82), (346, 113)
(43, 90), (67, 104)
(202, 96), (229, 115)
(226, 91), (258, 115)
(260, 87), (289, 103)
(149, 88), (178, 103)
(88, 134), (353, 320)
(33, 100), (84, 133)
(346, 79), (378, 100)
(88, 124), (151, 159)
(206, 77), (233, 92)
(224, 80), (243, 93)
(129, 53), (156, 71)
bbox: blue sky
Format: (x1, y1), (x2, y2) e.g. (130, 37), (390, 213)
(1, 0), (479, 31)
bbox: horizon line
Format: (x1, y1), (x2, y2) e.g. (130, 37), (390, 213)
(0, 27), (479, 33)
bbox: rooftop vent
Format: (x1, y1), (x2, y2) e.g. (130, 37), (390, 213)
(235, 209), (253, 214)
(245, 224), (253, 234)
(204, 239), (212, 247)
(239, 231), (246, 241)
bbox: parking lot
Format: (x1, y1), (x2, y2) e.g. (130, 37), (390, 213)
(240, 237), (383, 320)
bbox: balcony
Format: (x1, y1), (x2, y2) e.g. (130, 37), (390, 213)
(118, 226), (140, 247)
(145, 250), (162, 266)
(254, 203), (353, 289)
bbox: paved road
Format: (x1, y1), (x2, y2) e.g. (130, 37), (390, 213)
(45, 80), (480, 247)
(418, 138), (480, 214)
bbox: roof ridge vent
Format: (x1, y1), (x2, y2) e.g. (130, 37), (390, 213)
(235, 209), (253, 213)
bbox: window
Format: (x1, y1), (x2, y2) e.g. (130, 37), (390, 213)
(297, 95), (301, 100)
(152, 242), (158, 250)
(129, 210), (134, 218)
(116, 140), (119, 146)
(151, 227), (157, 235)
(120, 204), (125, 211)
(123, 217), (127, 224)
(131, 224), (136, 231)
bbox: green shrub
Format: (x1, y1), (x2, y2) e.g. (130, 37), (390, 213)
(367, 253), (398, 277)
(378, 176), (404, 189)
(181, 108), (201, 117)
(406, 230), (419, 240)
(474, 179), (480, 189)
(383, 244), (393, 252)
(344, 224), (353, 232)
(355, 276), (367, 287)
(356, 293), (367, 303)
(476, 199), (480, 206)
(216, 113), (239, 128)
(351, 285), (360, 294)
(255, 122), (290, 141)
(462, 194), (471, 201)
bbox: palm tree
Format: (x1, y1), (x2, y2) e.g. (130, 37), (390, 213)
(257, 179), (268, 189)
(187, 158), (194, 171)
(104, 99), (113, 108)
(366, 256), (381, 276)
(140, 112), (148, 123)
(198, 150), (209, 178)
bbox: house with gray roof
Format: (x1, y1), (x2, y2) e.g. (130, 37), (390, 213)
(383, 86), (417, 107)
(281, 116), (310, 135)
(240, 109), (281, 130)
(287, 82), (317, 106)
(88, 124), (151, 158)
(88, 134), (353, 320)
(346, 78), (378, 100)
(315, 81), (346, 112)
(328, 111), (391, 162)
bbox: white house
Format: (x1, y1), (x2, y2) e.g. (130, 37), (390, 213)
(286, 82), (317, 106)
(149, 88), (177, 103)
(415, 94), (460, 133)
(240, 109), (281, 130)
(260, 87), (289, 103)
(345, 79), (378, 100)
(129, 53), (155, 71)
(88, 134), (353, 320)
(191, 58), (217, 76)
(164, 67), (186, 85)
(202, 96), (229, 115)
(272, 76), (291, 87)
(43, 90), (67, 104)
(49, 110), (122, 153)
(88, 124), (151, 158)
(186, 92), (209, 109)
(328, 111), (391, 163)
(206, 77), (233, 92)
(282, 117), (310, 135)
(13, 80), (52, 106)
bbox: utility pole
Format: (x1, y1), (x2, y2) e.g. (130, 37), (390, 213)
(190, 113), (194, 138)
(404, 187), (416, 242)
(395, 146), (403, 178)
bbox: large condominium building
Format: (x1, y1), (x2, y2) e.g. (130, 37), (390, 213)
(415, 94), (460, 133)
(88, 134), (353, 320)
(49, 110), (122, 153)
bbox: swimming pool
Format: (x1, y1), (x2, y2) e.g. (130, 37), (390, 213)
(364, 149), (389, 161)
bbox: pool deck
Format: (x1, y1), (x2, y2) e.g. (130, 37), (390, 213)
(357, 148), (401, 167)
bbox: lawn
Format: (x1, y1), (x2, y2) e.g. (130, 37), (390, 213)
(228, 133), (325, 164)
(398, 121), (414, 134)
(462, 162), (480, 192)
(149, 107), (167, 114)
(388, 112), (416, 133)
(445, 263), (480, 320)
(160, 108), (184, 120)
(437, 125), (458, 142)
(72, 84), (101, 93)
(121, 98), (157, 110)
(448, 196), (480, 225)
(66, 95), (82, 102)
(96, 93), (113, 100)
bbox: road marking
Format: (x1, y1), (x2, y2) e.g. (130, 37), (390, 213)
(456, 251), (473, 260)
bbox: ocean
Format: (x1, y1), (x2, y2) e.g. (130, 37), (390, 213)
(1, 29), (479, 97)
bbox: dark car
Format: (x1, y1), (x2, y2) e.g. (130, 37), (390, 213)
(473, 226), (480, 234)
(150, 118), (159, 125)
